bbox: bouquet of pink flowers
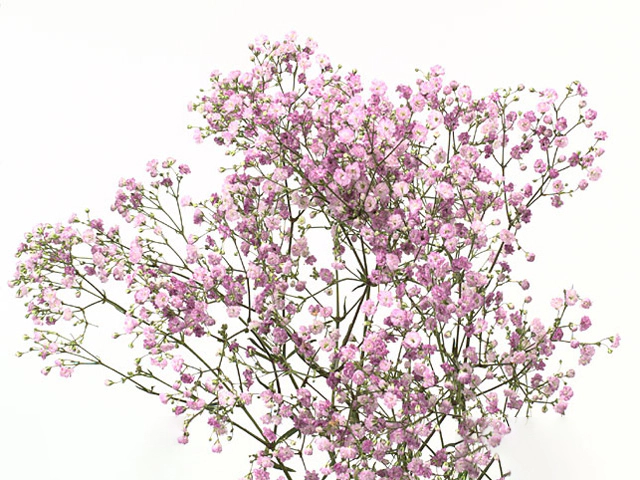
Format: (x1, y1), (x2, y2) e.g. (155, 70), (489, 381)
(10, 33), (618, 480)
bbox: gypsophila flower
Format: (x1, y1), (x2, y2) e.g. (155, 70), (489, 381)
(9, 34), (616, 480)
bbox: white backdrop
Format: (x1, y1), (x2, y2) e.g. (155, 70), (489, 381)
(1, 1), (638, 479)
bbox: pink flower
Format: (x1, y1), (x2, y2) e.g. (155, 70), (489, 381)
(193, 208), (204, 224)
(403, 331), (422, 349)
(611, 334), (621, 348)
(533, 159), (547, 174)
(154, 291), (169, 309)
(211, 442), (222, 453)
(146, 159), (159, 177)
(499, 229), (515, 246)
(218, 389), (235, 407)
(395, 106), (411, 122)
(276, 446), (294, 462)
(382, 391), (399, 409)
(554, 401), (568, 415)
(537, 102), (551, 113)
(430, 64), (445, 75)
(594, 130), (608, 140)
(132, 214), (146, 227)
(171, 356), (184, 372)
(123, 314), (139, 333)
(370, 79), (387, 96)
(82, 229), (96, 244)
(564, 288), (578, 306)
(435, 182), (454, 200)
(364, 195), (377, 212)
(587, 166), (602, 181)
(385, 254), (400, 271)
(392, 181), (409, 198)
(560, 385), (574, 401)
(334, 169), (351, 187)
(339, 446), (357, 460)
(186, 244), (198, 264)
(362, 299), (377, 316)
(458, 85), (472, 103)
(412, 122), (428, 142)
(377, 290), (394, 307)
(316, 437), (334, 452)
(517, 118), (531, 132)
(129, 238), (142, 264)
(550, 297), (564, 309)
(376, 118), (395, 141)
(351, 370), (365, 385)
(193, 128), (203, 144)
(426, 111), (443, 129)
(579, 345), (596, 365)
(554, 136), (568, 148)
(319, 268), (333, 284)
(134, 287), (150, 304)
(345, 163), (360, 179)
(338, 128), (354, 143)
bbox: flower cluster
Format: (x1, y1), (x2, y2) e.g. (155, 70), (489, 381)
(10, 33), (618, 480)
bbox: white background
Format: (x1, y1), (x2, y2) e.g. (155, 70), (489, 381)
(1, 1), (638, 479)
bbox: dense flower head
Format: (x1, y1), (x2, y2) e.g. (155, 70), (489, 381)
(10, 33), (618, 480)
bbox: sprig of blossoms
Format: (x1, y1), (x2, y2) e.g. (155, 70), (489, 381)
(10, 33), (618, 480)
